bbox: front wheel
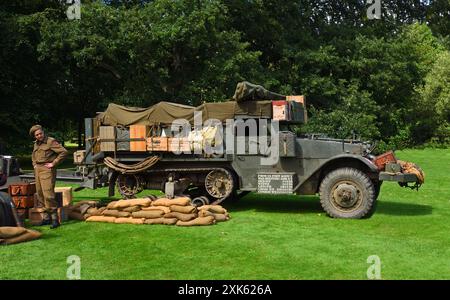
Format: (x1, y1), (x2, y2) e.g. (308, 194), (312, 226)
(319, 168), (376, 219)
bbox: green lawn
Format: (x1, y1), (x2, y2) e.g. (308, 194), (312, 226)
(1, 148), (449, 279)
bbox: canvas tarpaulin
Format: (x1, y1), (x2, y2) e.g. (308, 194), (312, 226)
(97, 101), (273, 126)
(232, 81), (286, 102)
(97, 102), (195, 126)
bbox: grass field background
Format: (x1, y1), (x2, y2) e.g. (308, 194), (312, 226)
(1, 148), (449, 279)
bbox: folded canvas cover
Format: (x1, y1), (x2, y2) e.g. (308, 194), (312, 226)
(97, 101), (273, 126)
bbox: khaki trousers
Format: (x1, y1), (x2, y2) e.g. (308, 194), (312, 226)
(34, 164), (57, 214)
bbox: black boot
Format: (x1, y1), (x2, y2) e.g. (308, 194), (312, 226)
(40, 213), (51, 226)
(50, 212), (60, 229)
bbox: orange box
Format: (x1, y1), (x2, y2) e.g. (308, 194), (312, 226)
(374, 151), (397, 170)
(130, 125), (147, 151)
(168, 137), (190, 152)
(286, 95), (305, 105)
(146, 137), (168, 152)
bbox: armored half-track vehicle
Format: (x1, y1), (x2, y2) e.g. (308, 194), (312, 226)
(76, 83), (423, 219)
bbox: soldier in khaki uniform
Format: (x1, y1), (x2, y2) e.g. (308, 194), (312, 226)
(30, 125), (68, 229)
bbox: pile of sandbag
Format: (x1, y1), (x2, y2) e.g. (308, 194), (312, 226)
(84, 196), (230, 226)
(0, 227), (42, 245)
(66, 200), (103, 221)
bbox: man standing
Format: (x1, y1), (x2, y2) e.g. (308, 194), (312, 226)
(30, 125), (68, 229)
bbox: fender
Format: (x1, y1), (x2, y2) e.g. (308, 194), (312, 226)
(294, 154), (378, 193)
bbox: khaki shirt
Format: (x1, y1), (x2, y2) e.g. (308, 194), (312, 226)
(32, 136), (68, 168)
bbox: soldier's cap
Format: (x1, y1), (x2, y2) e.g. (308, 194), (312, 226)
(29, 125), (43, 138)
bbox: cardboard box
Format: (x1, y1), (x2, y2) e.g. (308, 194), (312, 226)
(147, 137), (168, 152)
(54, 187), (73, 207)
(168, 137), (190, 153)
(130, 125), (147, 151)
(272, 101), (290, 121)
(8, 182), (36, 196)
(12, 195), (34, 208)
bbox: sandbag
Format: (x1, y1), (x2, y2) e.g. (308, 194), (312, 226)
(144, 218), (165, 225)
(132, 210), (164, 219)
(164, 212), (197, 222)
(170, 205), (196, 214)
(87, 208), (101, 216)
(97, 207), (107, 214)
(0, 227), (27, 239)
(213, 213), (230, 222)
(144, 218), (178, 225)
(69, 211), (88, 221)
(141, 206), (171, 214)
(198, 210), (230, 221)
(121, 205), (141, 213)
(112, 198), (152, 209)
(176, 216), (215, 226)
(79, 204), (92, 215)
(106, 201), (119, 209)
(102, 209), (130, 218)
(152, 197), (190, 207)
(86, 216), (116, 223)
(3, 230), (42, 245)
(114, 217), (144, 225)
(198, 205), (227, 214)
(73, 200), (98, 207)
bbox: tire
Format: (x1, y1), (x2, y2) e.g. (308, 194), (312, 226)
(319, 168), (376, 219)
(374, 181), (383, 199)
(0, 192), (17, 226)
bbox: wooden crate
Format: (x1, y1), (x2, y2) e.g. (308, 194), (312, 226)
(8, 182), (36, 196)
(168, 137), (190, 153)
(99, 126), (116, 152)
(130, 125), (147, 151)
(12, 195), (34, 208)
(28, 207), (46, 226)
(147, 137), (168, 152)
(54, 187), (73, 207)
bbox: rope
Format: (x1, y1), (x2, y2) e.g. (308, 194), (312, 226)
(104, 155), (160, 174)
(398, 160), (425, 184)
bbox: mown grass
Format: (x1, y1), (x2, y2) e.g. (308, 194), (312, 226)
(1, 148), (449, 279)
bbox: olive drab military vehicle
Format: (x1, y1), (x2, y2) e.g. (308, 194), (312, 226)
(75, 82), (424, 219)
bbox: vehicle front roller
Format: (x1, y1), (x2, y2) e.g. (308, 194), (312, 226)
(319, 167), (376, 219)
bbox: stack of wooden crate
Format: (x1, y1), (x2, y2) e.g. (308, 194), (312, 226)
(8, 182), (35, 223)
